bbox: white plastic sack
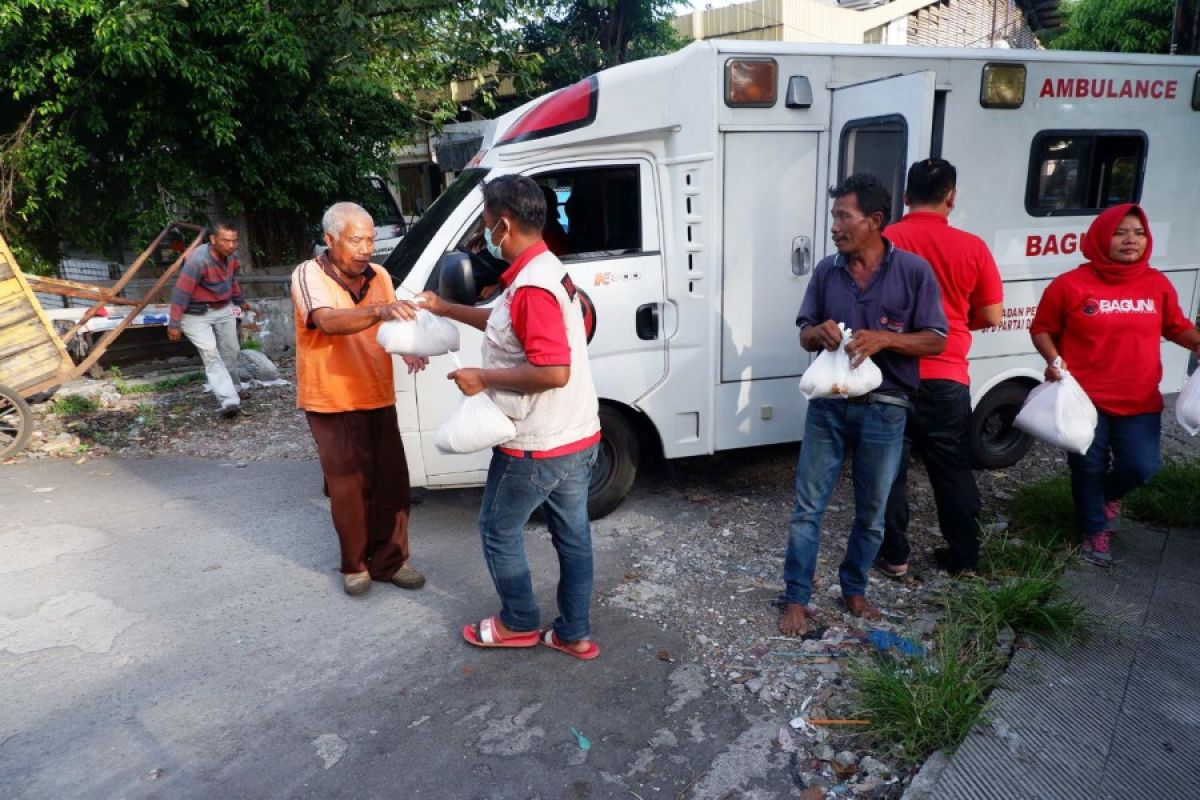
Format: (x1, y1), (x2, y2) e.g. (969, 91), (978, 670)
(376, 310), (460, 357)
(434, 392), (517, 454)
(1013, 360), (1098, 454)
(798, 323), (883, 400)
(1176, 367), (1200, 436)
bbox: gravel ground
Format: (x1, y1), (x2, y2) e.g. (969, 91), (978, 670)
(10, 359), (1199, 797)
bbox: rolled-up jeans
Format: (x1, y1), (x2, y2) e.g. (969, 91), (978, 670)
(478, 444), (598, 643)
(784, 398), (907, 606)
(179, 305), (241, 409)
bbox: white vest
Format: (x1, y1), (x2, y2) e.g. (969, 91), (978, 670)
(482, 250), (600, 451)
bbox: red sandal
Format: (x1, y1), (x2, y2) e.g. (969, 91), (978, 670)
(462, 616), (540, 648)
(540, 629), (600, 661)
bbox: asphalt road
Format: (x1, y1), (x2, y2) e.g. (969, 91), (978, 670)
(0, 457), (787, 800)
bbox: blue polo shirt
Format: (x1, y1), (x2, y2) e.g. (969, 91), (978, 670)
(796, 239), (947, 393)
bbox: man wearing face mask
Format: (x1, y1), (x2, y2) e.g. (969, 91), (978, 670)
(779, 174), (947, 637)
(418, 175), (602, 660)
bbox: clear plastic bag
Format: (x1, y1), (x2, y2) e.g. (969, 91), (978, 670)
(1014, 359), (1098, 454)
(434, 392), (517, 454)
(798, 323), (883, 400)
(376, 310), (460, 357)
(1176, 367), (1200, 436)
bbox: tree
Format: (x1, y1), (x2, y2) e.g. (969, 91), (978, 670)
(510, 0), (684, 108)
(1050, 0), (1188, 54)
(0, 0), (523, 270)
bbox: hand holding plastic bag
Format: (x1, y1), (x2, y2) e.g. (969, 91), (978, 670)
(434, 391), (517, 454)
(798, 323), (883, 400)
(1176, 367), (1200, 436)
(376, 309), (460, 357)
(1014, 358), (1098, 454)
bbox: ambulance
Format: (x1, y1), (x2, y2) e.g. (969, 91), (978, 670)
(380, 40), (1200, 518)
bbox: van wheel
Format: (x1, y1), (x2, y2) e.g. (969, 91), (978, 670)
(589, 405), (639, 520)
(969, 380), (1035, 470)
(0, 384), (34, 459)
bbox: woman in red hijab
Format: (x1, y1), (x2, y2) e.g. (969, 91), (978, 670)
(1030, 204), (1200, 566)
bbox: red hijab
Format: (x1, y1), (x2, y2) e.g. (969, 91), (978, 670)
(1081, 203), (1153, 284)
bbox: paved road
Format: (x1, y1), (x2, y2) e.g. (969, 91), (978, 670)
(0, 458), (788, 800)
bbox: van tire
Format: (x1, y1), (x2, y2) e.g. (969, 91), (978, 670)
(969, 380), (1035, 470)
(589, 405), (638, 520)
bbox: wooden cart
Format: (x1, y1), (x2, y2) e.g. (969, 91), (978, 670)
(0, 223), (207, 457)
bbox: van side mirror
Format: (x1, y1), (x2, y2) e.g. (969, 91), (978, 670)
(437, 251), (477, 305)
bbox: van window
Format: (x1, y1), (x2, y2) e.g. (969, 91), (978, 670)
(838, 116), (907, 222)
(1026, 132), (1146, 217)
(537, 166), (643, 260)
(383, 168), (488, 284)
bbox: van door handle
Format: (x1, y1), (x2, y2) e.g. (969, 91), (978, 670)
(636, 303), (660, 340)
(791, 236), (812, 276)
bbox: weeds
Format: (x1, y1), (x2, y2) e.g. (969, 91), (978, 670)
(51, 394), (99, 415)
(115, 371), (204, 395)
(241, 338), (262, 351)
(1126, 459), (1200, 527)
(852, 471), (1094, 760)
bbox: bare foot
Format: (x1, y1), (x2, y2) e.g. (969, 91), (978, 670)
(778, 602), (810, 636)
(843, 595), (882, 620)
(564, 639), (594, 654)
(491, 616), (537, 640)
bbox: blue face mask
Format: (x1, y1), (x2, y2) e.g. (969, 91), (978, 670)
(483, 220), (507, 260)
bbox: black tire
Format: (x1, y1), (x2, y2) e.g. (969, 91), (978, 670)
(588, 405), (639, 520)
(969, 380), (1035, 469)
(0, 384), (34, 458)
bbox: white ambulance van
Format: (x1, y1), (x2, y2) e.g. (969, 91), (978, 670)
(380, 40), (1200, 518)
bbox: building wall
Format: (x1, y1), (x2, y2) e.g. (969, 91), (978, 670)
(907, 0), (1040, 49)
(675, 0), (944, 44)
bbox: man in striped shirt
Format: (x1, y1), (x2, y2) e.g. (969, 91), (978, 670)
(168, 221), (250, 418)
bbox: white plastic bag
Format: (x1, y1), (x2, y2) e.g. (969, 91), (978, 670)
(1013, 360), (1098, 454)
(434, 392), (517, 454)
(798, 323), (883, 400)
(376, 310), (460, 357)
(1176, 367), (1200, 436)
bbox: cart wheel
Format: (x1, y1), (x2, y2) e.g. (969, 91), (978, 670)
(0, 384), (34, 458)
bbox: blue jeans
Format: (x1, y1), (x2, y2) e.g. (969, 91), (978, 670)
(784, 399), (907, 606)
(478, 444), (598, 642)
(1068, 411), (1161, 535)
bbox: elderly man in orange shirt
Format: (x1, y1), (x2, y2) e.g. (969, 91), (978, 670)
(291, 202), (427, 596)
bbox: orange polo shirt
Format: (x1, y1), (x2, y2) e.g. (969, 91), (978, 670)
(291, 257), (396, 413)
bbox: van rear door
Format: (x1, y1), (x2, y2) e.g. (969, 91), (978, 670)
(829, 71), (937, 227)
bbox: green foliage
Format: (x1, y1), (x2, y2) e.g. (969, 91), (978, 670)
(1126, 459), (1200, 527)
(852, 624), (1003, 759)
(1051, 0), (1177, 54)
(0, 0), (525, 268)
(115, 371), (204, 395)
(950, 577), (1088, 650)
(51, 394), (99, 415)
(513, 0), (685, 107)
(240, 337), (262, 351)
(1007, 473), (1076, 548)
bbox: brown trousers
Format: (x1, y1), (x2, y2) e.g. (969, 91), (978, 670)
(306, 406), (411, 579)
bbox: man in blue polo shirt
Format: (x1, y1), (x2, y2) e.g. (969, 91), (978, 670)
(779, 174), (948, 637)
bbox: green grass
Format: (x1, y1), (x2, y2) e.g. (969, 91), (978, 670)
(1126, 459), (1200, 528)
(852, 623), (1004, 759)
(1006, 474), (1075, 549)
(852, 471), (1094, 760)
(115, 372), (205, 395)
(51, 394), (100, 415)
(240, 338), (262, 351)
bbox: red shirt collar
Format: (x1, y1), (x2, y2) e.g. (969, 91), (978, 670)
(898, 210), (949, 226)
(498, 240), (550, 287)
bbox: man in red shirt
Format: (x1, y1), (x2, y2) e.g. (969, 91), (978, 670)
(420, 175), (602, 660)
(877, 159), (1003, 577)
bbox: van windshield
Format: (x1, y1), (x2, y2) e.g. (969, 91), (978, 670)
(382, 168), (489, 284)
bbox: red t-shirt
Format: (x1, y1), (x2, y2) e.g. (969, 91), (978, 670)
(495, 241), (601, 458)
(1030, 265), (1194, 415)
(885, 212), (1003, 385)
